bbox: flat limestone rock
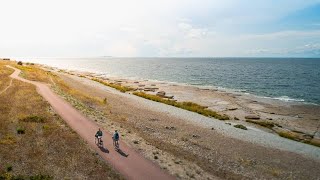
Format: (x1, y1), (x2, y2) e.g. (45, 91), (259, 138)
(245, 114), (260, 120)
(157, 91), (166, 97)
(227, 107), (238, 111)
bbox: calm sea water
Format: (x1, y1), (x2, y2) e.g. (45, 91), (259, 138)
(27, 57), (320, 105)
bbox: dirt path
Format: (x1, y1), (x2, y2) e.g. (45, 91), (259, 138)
(0, 78), (13, 95)
(6, 65), (174, 180)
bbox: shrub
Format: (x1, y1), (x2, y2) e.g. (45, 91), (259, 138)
(17, 127), (25, 134)
(133, 92), (229, 120)
(6, 165), (12, 172)
(17, 61), (23, 65)
(42, 125), (51, 130)
(234, 124), (247, 130)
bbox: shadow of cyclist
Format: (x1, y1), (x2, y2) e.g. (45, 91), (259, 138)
(99, 146), (109, 153)
(116, 148), (128, 157)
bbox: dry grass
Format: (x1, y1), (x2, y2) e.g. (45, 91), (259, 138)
(0, 61), (122, 179)
(246, 120), (280, 129)
(13, 63), (53, 83)
(276, 129), (320, 147)
(53, 76), (104, 106)
(12, 62), (104, 108)
(92, 78), (134, 93)
(133, 92), (230, 120)
(0, 61), (14, 90)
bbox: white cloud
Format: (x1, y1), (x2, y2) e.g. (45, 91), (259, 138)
(0, 0), (320, 57)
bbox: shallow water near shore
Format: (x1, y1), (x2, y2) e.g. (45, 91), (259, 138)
(21, 57), (320, 105)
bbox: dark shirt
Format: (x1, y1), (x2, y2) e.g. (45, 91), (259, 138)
(96, 130), (103, 136)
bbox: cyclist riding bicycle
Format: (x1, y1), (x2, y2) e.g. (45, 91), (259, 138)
(95, 128), (103, 145)
(112, 130), (120, 148)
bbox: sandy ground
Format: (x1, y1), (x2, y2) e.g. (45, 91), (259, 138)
(53, 69), (320, 180)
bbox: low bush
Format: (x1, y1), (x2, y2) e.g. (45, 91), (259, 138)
(6, 165), (12, 172)
(16, 127), (25, 134)
(133, 92), (229, 120)
(17, 61), (23, 65)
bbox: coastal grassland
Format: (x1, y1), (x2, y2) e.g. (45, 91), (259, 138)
(13, 63), (53, 84)
(0, 61), (14, 90)
(0, 62), (122, 179)
(12, 62), (104, 108)
(92, 78), (134, 92)
(133, 92), (230, 120)
(52, 75), (104, 107)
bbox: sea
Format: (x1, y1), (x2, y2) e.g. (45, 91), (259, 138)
(22, 57), (320, 105)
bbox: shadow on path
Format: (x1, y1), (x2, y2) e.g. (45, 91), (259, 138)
(99, 146), (109, 153)
(116, 148), (129, 157)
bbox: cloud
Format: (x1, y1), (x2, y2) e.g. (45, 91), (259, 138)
(0, 0), (320, 57)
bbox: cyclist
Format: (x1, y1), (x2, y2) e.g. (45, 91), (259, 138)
(112, 130), (120, 148)
(95, 128), (103, 145)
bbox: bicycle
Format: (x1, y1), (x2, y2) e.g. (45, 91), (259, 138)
(95, 136), (103, 147)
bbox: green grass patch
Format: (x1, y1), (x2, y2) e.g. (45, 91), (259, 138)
(234, 124), (247, 130)
(16, 127), (25, 134)
(133, 92), (229, 120)
(92, 78), (134, 92)
(19, 115), (45, 123)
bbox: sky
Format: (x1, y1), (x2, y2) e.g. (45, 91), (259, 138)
(0, 0), (320, 57)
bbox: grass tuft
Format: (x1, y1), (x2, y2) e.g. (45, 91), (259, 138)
(0, 135), (16, 145)
(245, 120), (279, 129)
(133, 92), (229, 120)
